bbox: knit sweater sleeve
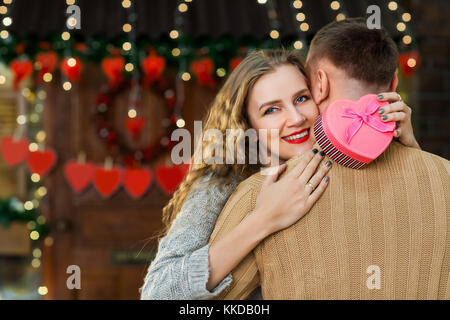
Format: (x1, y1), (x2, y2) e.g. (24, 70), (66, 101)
(139, 174), (241, 300)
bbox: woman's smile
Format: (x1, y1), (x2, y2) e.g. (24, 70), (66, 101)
(282, 128), (310, 144)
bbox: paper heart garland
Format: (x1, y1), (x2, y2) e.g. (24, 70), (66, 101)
(35, 51), (58, 84)
(190, 57), (215, 88)
(93, 166), (123, 198)
(10, 59), (33, 90)
(141, 52), (165, 87)
(26, 149), (57, 176)
(64, 161), (96, 193)
(124, 167), (152, 199)
(125, 116), (145, 141)
(155, 163), (189, 194)
(61, 57), (83, 82)
(101, 56), (125, 88)
(1, 136), (30, 166)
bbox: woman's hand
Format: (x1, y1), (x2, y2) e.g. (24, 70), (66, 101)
(253, 149), (331, 236)
(377, 92), (421, 149)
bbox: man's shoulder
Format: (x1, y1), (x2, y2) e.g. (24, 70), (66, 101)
(384, 141), (449, 169)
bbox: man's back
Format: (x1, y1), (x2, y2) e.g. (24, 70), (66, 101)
(210, 142), (450, 299)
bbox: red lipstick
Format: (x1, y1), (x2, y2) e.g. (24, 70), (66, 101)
(281, 129), (310, 144)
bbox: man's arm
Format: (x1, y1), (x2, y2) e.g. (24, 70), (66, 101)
(208, 179), (262, 299)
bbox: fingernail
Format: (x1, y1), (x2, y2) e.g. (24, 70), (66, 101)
(381, 115), (388, 121)
(320, 151), (325, 157)
(378, 108), (384, 114)
(324, 176), (330, 182)
(378, 94), (384, 100)
(325, 160), (331, 167)
(312, 148), (318, 154)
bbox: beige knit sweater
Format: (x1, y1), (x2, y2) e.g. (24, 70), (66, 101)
(209, 142), (450, 299)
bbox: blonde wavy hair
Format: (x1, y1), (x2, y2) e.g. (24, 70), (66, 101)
(159, 49), (308, 238)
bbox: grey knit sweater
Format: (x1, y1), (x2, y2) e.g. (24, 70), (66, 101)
(139, 173), (262, 300)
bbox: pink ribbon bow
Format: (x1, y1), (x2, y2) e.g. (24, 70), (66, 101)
(341, 101), (394, 144)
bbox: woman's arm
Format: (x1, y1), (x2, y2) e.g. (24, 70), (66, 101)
(207, 149), (331, 290)
(140, 176), (240, 300)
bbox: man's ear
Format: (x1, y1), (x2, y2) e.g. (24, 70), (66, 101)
(389, 72), (399, 92)
(315, 69), (330, 105)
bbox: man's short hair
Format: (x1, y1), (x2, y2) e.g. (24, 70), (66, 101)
(308, 17), (398, 86)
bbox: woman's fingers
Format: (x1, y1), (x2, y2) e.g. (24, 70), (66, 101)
(378, 101), (411, 116)
(377, 92), (402, 102)
(297, 151), (326, 183)
(304, 160), (332, 194)
(306, 176), (330, 208)
(262, 163), (287, 187)
(380, 111), (407, 122)
(287, 149), (317, 179)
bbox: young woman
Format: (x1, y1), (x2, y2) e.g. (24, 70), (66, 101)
(140, 49), (418, 300)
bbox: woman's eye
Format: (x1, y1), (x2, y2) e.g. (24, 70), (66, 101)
(264, 106), (279, 115)
(295, 95), (309, 104)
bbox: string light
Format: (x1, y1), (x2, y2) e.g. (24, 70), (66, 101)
(388, 1), (398, 11)
(216, 68), (226, 77)
(293, 40), (303, 50)
(270, 29), (279, 39)
(292, 0), (302, 9)
(30, 231), (40, 240)
(169, 30), (179, 39)
(181, 72), (191, 81)
(330, 1), (340, 10)
(125, 63), (134, 72)
(38, 286), (48, 296)
(61, 31), (70, 41)
(127, 109), (137, 118)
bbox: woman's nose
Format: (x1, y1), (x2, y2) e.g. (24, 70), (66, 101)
(286, 105), (306, 127)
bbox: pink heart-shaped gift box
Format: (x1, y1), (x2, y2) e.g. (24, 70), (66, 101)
(313, 94), (396, 169)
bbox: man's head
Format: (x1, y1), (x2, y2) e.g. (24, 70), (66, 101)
(306, 17), (399, 112)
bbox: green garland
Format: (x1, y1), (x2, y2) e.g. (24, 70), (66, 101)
(0, 33), (304, 70)
(0, 197), (49, 238)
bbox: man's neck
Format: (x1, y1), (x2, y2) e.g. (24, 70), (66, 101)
(330, 77), (386, 102)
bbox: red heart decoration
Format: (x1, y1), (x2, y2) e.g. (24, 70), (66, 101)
(26, 149), (57, 176)
(60, 57), (83, 82)
(191, 57), (215, 88)
(93, 166), (123, 198)
(10, 59), (33, 90)
(141, 52), (165, 87)
(101, 56), (125, 88)
(155, 163), (189, 194)
(64, 160), (96, 193)
(125, 116), (145, 141)
(35, 51), (58, 83)
(0, 136), (30, 166)
(398, 51), (420, 77)
(124, 167), (152, 199)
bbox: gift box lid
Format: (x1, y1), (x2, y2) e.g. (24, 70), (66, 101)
(317, 94), (396, 165)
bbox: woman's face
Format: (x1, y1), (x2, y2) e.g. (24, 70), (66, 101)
(247, 64), (319, 162)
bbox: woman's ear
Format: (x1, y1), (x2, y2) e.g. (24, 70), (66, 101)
(389, 72), (399, 92)
(314, 69), (330, 105)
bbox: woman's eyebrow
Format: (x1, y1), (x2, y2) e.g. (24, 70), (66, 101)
(259, 99), (281, 110)
(292, 88), (309, 98)
(259, 88), (309, 110)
